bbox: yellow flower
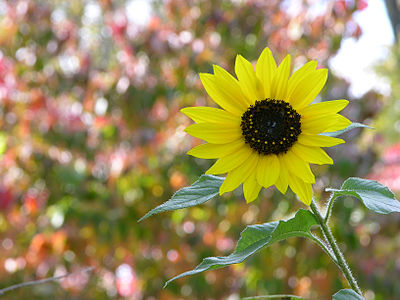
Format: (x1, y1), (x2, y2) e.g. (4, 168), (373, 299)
(182, 47), (350, 205)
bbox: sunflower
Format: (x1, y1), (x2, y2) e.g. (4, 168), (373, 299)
(181, 47), (350, 205)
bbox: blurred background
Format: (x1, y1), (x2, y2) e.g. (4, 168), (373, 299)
(0, 0), (400, 299)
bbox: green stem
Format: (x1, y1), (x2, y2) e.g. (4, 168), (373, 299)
(309, 234), (338, 265)
(310, 200), (362, 296)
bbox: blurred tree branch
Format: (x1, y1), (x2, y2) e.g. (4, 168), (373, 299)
(0, 267), (94, 296)
(384, 0), (400, 41)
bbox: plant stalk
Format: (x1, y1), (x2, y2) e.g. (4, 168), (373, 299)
(324, 194), (336, 223)
(310, 200), (363, 296)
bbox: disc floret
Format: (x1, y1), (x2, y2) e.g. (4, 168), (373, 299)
(240, 99), (301, 155)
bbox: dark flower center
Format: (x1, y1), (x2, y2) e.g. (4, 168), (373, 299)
(240, 99), (301, 155)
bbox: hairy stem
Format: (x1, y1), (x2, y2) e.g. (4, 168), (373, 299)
(324, 194), (337, 224)
(310, 200), (363, 296)
(309, 233), (338, 265)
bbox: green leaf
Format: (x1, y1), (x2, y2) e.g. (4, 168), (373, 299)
(332, 289), (364, 300)
(164, 209), (318, 287)
(323, 122), (372, 137)
(326, 177), (400, 214)
(138, 175), (224, 222)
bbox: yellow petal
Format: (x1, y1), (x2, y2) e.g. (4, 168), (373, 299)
(299, 100), (349, 118)
(324, 115), (352, 132)
(297, 134), (345, 147)
(206, 145), (253, 175)
(243, 173), (262, 203)
(270, 54), (291, 100)
(181, 107), (239, 124)
(184, 123), (241, 144)
(256, 154), (280, 188)
(302, 114), (351, 134)
(235, 55), (264, 103)
(281, 150), (315, 183)
(187, 139), (245, 159)
(213, 64), (252, 108)
(290, 68), (328, 110)
(219, 152), (259, 194)
(291, 143), (333, 165)
(256, 47), (277, 98)
(287, 61), (318, 98)
(275, 157), (289, 194)
(199, 73), (247, 116)
(288, 175), (313, 205)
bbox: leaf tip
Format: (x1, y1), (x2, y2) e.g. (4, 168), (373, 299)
(138, 212), (151, 222)
(163, 276), (179, 288)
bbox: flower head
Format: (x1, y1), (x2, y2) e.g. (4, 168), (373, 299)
(182, 47), (350, 205)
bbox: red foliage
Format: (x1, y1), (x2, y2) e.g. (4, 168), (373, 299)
(0, 186), (13, 211)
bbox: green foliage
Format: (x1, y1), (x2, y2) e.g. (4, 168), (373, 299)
(165, 209), (318, 287)
(327, 177), (400, 214)
(0, 133), (6, 157)
(139, 175), (224, 221)
(332, 289), (365, 300)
